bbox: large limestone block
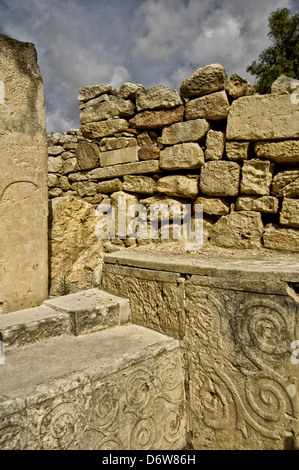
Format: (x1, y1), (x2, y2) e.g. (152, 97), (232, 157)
(80, 96), (135, 125)
(136, 85), (183, 112)
(205, 130), (225, 161)
(48, 145), (64, 156)
(160, 143), (204, 170)
(49, 196), (104, 296)
(88, 160), (160, 180)
(75, 142), (99, 170)
(200, 161), (240, 197)
(236, 196), (279, 213)
(118, 82), (144, 99)
(98, 178), (123, 193)
(180, 64), (227, 98)
(263, 224), (299, 252)
(241, 160), (274, 195)
(161, 119), (209, 145)
(75, 182), (98, 198)
(271, 74), (299, 95)
(80, 119), (129, 139)
(156, 175), (199, 199)
(227, 94), (299, 140)
(123, 176), (156, 194)
(254, 140), (299, 164)
(280, 198), (299, 228)
(129, 106), (184, 129)
(210, 211), (263, 249)
(78, 84), (118, 102)
(225, 73), (255, 99)
(195, 196), (230, 215)
(99, 136), (137, 152)
(185, 90), (230, 121)
(226, 141), (249, 161)
(0, 35), (48, 313)
(99, 146), (139, 167)
(272, 170), (299, 197)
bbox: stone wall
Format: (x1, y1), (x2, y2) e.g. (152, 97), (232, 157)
(47, 65), (299, 292)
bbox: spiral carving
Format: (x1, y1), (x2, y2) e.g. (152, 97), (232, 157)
(130, 418), (156, 450)
(97, 437), (123, 450)
(89, 382), (119, 429)
(126, 369), (152, 412)
(160, 357), (182, 391)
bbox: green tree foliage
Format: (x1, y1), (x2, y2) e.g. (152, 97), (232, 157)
(246, 8), (299, 94)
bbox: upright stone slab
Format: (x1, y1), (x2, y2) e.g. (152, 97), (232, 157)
(0, 35), (48, 314)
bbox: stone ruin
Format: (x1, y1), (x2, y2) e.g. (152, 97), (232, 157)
(0, 33), (299, 450)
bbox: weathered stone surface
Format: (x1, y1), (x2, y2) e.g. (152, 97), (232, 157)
(76, 181), (98, 198)
(0, 35), (48, 313)
(48, 187), (63, 198)
(80, 96), (135, 125)
(75, 142), (99, 170)
(49, 196), (103, 295)
(123, 176), (156, 194)
(226, 141), (249, 161)
(205, 130), (225, 161)
(80, 119), (129, 139)
(79, 93), (111, 110)
(263, 223), (299, 252)
(272, 170), (299, 197)
(63, 157), (78, 174)
(100, 146), (139, 167)
(48, 174), (59, 188)
(47, 132), (65, 146)
(110, 191), (139, 238)
(136, 85), (183, 112)
(280, 198), (299, 228)
(138, 145), (160, 161)
(48, 145), (64, 156)
(63, 143), (78, 151)
(99, 136), (137, 152)
(129, 106), (184, 129)
(271, 74), (299, 95)
(98, 178), (123, 193)
(118, 82), (144, 99)
(185, 90), (230, 121)
(254, 140), (299, 164)
(236, 196), (279, 213)
(195, 196), (230, 215)
(161, 119), (209, 145)
(180, 64), (227, 98)
(58, 176), (71, 192)
(48, 156), (63, 173)
(160, 143), (204, 170)
(78, 84), (118, 102)
(156, 175), (199, 199)
(61, 151), (75, 160)
(227, 94), (299, 140)
(139, 195), (188, 221)
(200, 161), (240, 196)
(68, 173), (88, 182)
(137, 131), (154, 147)
(210, 211), (263, 248)
(225, 73), (255, 99)
(88, 160), (160, 180)
(241, 159), (274, 195)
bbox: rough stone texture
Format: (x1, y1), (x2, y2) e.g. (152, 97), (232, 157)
(137, 131), (154, 147)
(254, 140), (299, 165)
(226, 141), (249, 161)
(136, 85), (183, 112)
(161, 119), (209, 145)
(156, 175), (199, 199)
(99, 136), (137, 152)
(118, 82), (144, 99)
(272, 170), (299, 197)
(75, 142), (99, 170)
(63, 157), (78, 175)
(263, 224), (299, 252)
(185, 90), (230, 121)
(241, 160), (274, 195)
(226, 94), (299, 140)
(98, 179), (123, 194)
(80, 96), (135, 124)
(48, 156), (63, 173)
(79, 93), (112, 110)
(225, 73), (255, 98)
(48, 174), (59, 188)
(139, 195), (188, 221)
(100, 146), (139, 167)
(210, 211), (263, 249)
(205, 130), (225, 161)
(195, 196), (230, 215)
(87, 161), (160, 180)
(123, 176), (156, 194)
(280, 198), (299, 228)
(49, 196), (103, 296)
(80, 119), (129, 139)
(160, 143), (204, 170)
(236, 196), (279, 213)
(78, 84), (118, 102)
(138, 145), (160, 161)
(200, 161), (240, 197)
(180, 64), (227, 98)
(271, 74), (299, 95)
(129, 106), (184, 129)
(0, 34), (48, 314)
(48, 145), (64, 156)
(0, 322), (185, 450)
(76, 182), (98, 198)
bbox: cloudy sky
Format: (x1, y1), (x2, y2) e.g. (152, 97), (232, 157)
(0, 0), (298, 132)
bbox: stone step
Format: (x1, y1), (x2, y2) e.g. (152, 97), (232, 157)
(0, 324), (185, 450)
(0, 289), (130, 350)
